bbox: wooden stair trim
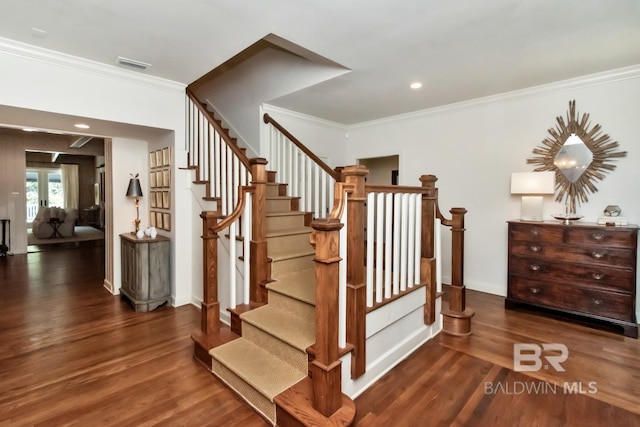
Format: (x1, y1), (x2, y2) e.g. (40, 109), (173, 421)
(274, 377), (355, 427)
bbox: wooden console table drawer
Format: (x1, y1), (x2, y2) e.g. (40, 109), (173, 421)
(506, 220), (638, 338)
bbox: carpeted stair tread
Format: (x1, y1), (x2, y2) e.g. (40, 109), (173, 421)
(266, 227), (311, 238)
(241, 306), (315, 352)
(267, 269), (316, 306)
(210, 339), (307, 399)
(269, 248), (316, 261)
(266, 211), (307, 217)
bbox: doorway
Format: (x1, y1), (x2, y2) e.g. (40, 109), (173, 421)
(358, 155), (399, 185)
(26, 168), (63, 224)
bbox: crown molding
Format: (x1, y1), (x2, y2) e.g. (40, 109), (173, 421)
(351, 64), (640, 129)
(0, 37), (185, 93)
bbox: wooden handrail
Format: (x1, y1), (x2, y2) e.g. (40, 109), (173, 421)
(210, 185), (255, 233)
(187, 88), (251, 170)
(365, 184), (430, 194)
(263, 113), (341, 181)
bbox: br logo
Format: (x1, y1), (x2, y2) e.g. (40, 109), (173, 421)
(513, 343), (568, 372)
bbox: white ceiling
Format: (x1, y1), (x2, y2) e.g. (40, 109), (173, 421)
(1, 0), (639, 125)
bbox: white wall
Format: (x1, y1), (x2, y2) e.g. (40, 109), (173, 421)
(0, 39), (193, 307)
(344, 67), (640, 299)
(261, 104), (348, 168)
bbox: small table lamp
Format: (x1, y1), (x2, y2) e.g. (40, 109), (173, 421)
(126, 173), (143, 233)
(511, 171), (555, 221)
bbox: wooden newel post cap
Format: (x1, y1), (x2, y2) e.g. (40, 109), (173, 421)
(450, 207), (467, 215)
(341, 164), (369, 177)
(420, 175), (437, 186)
(311, 217), (344, 232)
(249, 157), (268, 166)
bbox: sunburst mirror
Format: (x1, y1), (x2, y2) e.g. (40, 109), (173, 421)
(527, 100), (626, 214)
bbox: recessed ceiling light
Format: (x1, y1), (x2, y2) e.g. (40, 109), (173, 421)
(22, 128), (38, 132)
(410, 82), (423, 90)
(74, 123), (90, 129)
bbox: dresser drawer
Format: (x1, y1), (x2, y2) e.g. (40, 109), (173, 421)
(508, 256), (635, 293)
(509, 240), (636, 269)
(508, 276), (635, 322)
(565, 227), (638, 248)
(509, 222), (563, 243)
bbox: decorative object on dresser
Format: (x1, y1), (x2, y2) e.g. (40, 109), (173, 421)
(527, 100), (627, 219)
(510, 171), (555, 221)
(506, 220), (638, 338)
(120, 233), (171, 312)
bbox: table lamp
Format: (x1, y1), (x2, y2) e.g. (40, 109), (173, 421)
(126, 173), (143, 233)
(510, 171), (555, 221)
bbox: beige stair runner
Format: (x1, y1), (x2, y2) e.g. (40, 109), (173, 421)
(210, 176), (316, 425)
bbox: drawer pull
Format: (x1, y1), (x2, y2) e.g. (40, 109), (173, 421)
(591, 233), (605, 241)
(529, 245), (541, 253)
(530, 287), (541, 294)
(592, 299), (602, 305)
(531, 229), (540, 237)
(592, 273), (604, 280)
(529, 264), (541, 272)
(591, 251), (605, 259)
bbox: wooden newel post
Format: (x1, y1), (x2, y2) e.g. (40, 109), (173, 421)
(343, 164), (368, 378)
(310, 218), (344, 417)
(250, 158), (268, 303)
(420, 175), (438, 325)
(441, 207), (474, 336)
(192, 210), (223, 368)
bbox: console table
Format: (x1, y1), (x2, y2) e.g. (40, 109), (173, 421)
(120, 233), (171, 312)
(506, 220), (638, 338)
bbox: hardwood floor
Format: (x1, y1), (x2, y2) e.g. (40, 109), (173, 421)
(1, 246), (639, 426)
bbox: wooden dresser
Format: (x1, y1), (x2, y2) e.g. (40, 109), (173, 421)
(120, 233), (171, 312)
(506, 220), (638, 338)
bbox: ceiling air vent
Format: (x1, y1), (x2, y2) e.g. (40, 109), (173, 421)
(116, 56), (151, 70)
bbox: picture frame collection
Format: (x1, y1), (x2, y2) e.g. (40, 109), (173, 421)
(149, 147), (171, 231)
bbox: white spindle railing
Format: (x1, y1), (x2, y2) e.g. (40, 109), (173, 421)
(186, 94), (251, 217)
(365, 191), (424, 307)
(264, 114), (338, 218)
(338, 190), (348, 348)
(186, 92), (253, 311)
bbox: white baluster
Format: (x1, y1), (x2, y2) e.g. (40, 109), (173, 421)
(339, 194), (348, 348)
(392, 193), (401, 295)
(400, 193), (409, 292)
(366, 192), (375, 307)
(407, 194), (416, 288)
(229, 220), (237, 309)
(375, 193), (384, 303)
(243, 192), (252, 305)
(384, 193), (393, 299)
(414, 194), (422, 286)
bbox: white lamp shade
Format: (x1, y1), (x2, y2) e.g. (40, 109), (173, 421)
(510, 171), (555, 195)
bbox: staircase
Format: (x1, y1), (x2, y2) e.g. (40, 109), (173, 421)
(210, 173), (316, 425)
(185, 91), (469, 427)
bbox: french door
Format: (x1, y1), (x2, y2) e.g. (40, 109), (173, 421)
(26, 168), (63, 223)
